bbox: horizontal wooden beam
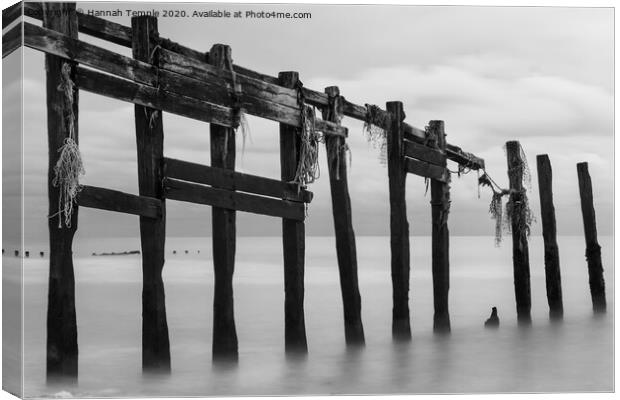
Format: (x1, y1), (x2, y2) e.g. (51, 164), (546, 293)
(24, 22), (345, 136)
(25, 2), (277, 82)
(405, 157), (449, 183)
(445, 143), (485, 170)
(77, 185), (162, 218)
(3, 22), (21, 59)
(164, 157), (313, 203)
(158, 47), (346, 136)
(163, 178), (305, 221)
(404, 140), (446, 167)
(76, 67), (234, 127)
(3, 1), (21, 29)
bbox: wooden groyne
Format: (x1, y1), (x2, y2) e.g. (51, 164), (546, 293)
(3, 1), (607, 382)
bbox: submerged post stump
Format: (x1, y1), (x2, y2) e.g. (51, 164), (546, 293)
(209, 44), (238, 361)
(536, 155), (563, 319)
(278, 71), (308, 353)
(44, 2), (79, 380)
(322, 86), (365, 346)
(132, 15), (171, 371)
(505, 141), (531, 325)
(576, 162), (606, 313)
(386, 101), (411, 340)
(429, 120), (451, 333)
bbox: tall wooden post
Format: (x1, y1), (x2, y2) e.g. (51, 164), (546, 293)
(428, 120), (450, 333)
(576, 162), (606, 313)
(209, 44), (238, 360)
(278, 71), (308, 353)
(322, 86), (365, 345)
(44, 2), (79, 380)
(505, 141), (531, 324)
(536, 155), (563, 319)
(132, 15), (171, 371)
(386, 101), (411, 339)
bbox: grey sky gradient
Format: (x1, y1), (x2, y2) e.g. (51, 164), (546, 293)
(10, 2), (614, 243)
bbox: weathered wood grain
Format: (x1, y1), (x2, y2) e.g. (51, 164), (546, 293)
(279, 71), (308, 354)
(77, 185), (162, 219)
(428, 120), (450, 333)
(506, 140), (532, 324)
(208, 44), (238, 362)
(405, 157), (449, 183)
(322, 86), (365, 346)
(386, 101), (411, 340)
(536, 154), (563, 319)
(132, 15), (171, 372)
(43, 1), (78, 381)
(2, 22), (21, 58)
(163, 178), (305, 221)
(3, 1), (21, 29)
(577, 162), (606, 313)
(76, 67), (234, 127)
(164, 157), (312, 203)
(404, 139), (446, 166)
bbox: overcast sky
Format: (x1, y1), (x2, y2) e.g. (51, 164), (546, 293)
(6, 2), (614, 244)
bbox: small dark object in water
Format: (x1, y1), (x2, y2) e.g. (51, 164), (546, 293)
(185, 250), (188, 254)
(2, 249), (4, 255)
(40, 251), (44, 257)
(14, 250), (18, 257)
(197, 250), (200, 254)
(25, 251), (30, 258)
(173, 250), (177, 254)
(485, 307), (499, 328)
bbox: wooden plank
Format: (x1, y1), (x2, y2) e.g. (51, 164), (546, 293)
(43, 2), (78, 381)
(163, 178), (305, 221)
(77, 185), (162, 219)
(536, 155), (563, 319)
(386, 101), (411, 340)
(159, 47), (347, 137)
(322, 86), (364, 345)
(405, 157), (449, 183)
(576, 162), (606, 313)
(164, 157), (312, 203)
(3, 1), (21, 29)
(404, 139), (446, 166)
(445, 143), (485, 170)
(160, 47), (298, 108)
(428, 120), (450, 333)
(132, 15), (170, 372)
(24, 22), (154, 84)
(76, 67), (234, 127)
(208, 44), (238, 362)
(505, 140), (532, 324)
(25, 3), (133, 47)
(278, 71), (308, 353)
(2, 22), (21, 58)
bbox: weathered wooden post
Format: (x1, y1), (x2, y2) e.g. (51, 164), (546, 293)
(278, 71), (308, 353)
(322, 86), (365, 345)
(209, 44), (238, 360)
(428, 120), (450, 333)
(505, 141), (531, 324)
(536, 154), (563, 319)
(132, 15), (171, 371)
(386, 101), (411, 339)
(576, 162), (606, 313)
(44, 1), (79, 380)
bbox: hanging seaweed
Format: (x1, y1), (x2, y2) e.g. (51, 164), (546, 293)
(363, 104), (389, 165)
(51, 62), (85, 228)
(478, 171), (509, 246)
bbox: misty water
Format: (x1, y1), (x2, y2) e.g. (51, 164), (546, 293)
(15, 235), (613, 396)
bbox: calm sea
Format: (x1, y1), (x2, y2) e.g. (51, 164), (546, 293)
(12, 235), (614, 396)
